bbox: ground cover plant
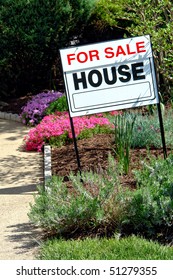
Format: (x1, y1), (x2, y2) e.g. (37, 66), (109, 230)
(24, 112), (113, 151)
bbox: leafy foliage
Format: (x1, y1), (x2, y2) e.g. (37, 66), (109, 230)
(94, 0), (173, 99)
(45, 95), (68, 115)
(114, 113), (136, 174)
(29, 156), (126, 238)
(132, 112), (162, 148)
(0, 0), (96, 98)
(122, 154), (173, 243)
(131, 109), (173, 149)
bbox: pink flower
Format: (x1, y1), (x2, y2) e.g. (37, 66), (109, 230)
(23, 113), (113, 151)
(109, 110), (121, 116)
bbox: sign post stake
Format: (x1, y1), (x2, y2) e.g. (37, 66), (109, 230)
(157, 102), (167, 159)
(69, 115), (82, 175)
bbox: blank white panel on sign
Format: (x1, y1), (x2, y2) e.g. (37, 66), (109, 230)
(73, 82), (152, 109)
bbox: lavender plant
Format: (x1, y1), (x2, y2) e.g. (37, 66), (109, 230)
(20, 90), (63, 126)
(122, 154), (173, 243)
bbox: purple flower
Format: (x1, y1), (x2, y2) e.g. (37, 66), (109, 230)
(20, 90), (63, 126)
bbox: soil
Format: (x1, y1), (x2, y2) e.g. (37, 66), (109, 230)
(51, 134), (167, 189)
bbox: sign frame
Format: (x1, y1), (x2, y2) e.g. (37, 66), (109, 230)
(59, 35), (167, 174)
(60, 35), (159, 117)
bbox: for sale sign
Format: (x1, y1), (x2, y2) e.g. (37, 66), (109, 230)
(60, 35), (159, 117)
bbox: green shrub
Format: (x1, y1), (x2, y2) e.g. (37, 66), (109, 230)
(122, 154), (173, 244)
(29, 155), (127, 238)
(132, 112), (162, 148)
(45, 95), (68, 114)
(77, 125), (113, 140)
(122, 109), (173, 149)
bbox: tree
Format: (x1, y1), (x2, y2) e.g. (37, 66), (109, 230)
(0, 0), (96, 98)
(93, 0), (173, 100)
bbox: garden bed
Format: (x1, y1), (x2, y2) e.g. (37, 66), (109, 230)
(4, 93), (173, 245)
(37, 135), (173, 244)
(51, 133), (167, 189)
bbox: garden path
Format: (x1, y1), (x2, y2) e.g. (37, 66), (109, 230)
(0, 118), (43, 259)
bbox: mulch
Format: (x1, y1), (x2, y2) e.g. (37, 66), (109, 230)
(51, 133), (167, 189)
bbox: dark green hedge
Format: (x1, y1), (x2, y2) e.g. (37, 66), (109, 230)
(0, 0), (95, 98)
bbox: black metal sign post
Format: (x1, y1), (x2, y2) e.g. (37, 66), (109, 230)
(69, 114), (82, 176)
(153, 55), (167, 159)
(157, 102), (167, 159)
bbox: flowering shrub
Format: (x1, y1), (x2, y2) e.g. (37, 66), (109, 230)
(20, 91), (63, 125)
(24, 112), (113, 152)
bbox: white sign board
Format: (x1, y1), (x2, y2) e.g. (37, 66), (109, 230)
(60, 35), (159, 117)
